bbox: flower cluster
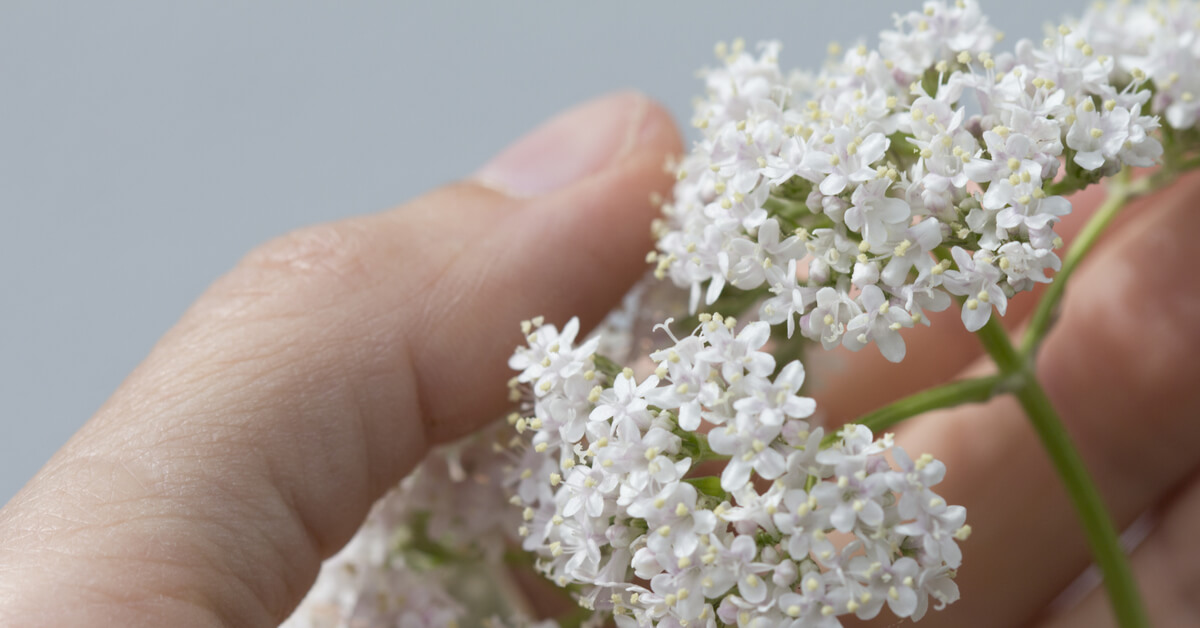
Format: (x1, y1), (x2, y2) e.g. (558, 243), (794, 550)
(1078, 0), (1200, 131)
(281, 425), (550, 628)
(650, 0), (1187, 362)
(508, 315), (968, 627)
(286, 2), (1200, 627)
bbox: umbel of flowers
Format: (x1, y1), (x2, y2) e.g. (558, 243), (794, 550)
(283, 1), (1200, 627)
(650, 0), (1167, 362)
(507, 315), (967, 626)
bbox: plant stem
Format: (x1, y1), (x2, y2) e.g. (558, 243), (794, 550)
(976, 317), (1148, 628)
(819, 374), (1008, 447)
(1021, 174), (1128, 355)
(556, 605), (594, 628)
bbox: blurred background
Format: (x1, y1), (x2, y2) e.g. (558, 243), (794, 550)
(0, 0), (1078, 503)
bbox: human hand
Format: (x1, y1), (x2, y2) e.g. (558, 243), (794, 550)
(2, 88), (1198, 628)
(0, 91), (681, 627)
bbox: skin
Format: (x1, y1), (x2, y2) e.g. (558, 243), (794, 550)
(0, 91), (1197, 627)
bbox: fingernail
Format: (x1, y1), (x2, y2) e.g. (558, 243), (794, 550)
(474, 91), (656, 197)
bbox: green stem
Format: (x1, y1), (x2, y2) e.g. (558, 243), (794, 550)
(1022, 168), (1177, 356)
(771, 331), (810, 378)
(683, 475), (729, 500)
(1021, 174), (1129, 355)
(764, 194), (808, 216)
(976, 317), (1148, 628)
(820, 375), (1008, 448)
(555, 605), (594, 628)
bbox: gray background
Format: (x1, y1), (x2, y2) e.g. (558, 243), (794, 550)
(0, 1), (1074, 504)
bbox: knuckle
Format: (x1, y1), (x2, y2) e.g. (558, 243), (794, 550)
(191, 221), (382, 330)
(239, 222), (375, 291)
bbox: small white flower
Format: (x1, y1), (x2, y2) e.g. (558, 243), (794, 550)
(996, 241), (1061, 291)
(589, 371), (659, 432)
(942, 247), (1008, 332)
(844, 285), (914, 362)
(801, 286), (862, 349)
(696, 319), (776, 383)
(727, 218), (805, 289)
(561, 464), (618, 519)
(1066, 100), (1130, 171)
(627, 481), (717, 558)
(844, 178), (912, 249)
(733, 360), (816, 426)
(702, 534), (774, 603)
(802, 127), (889, 195)
(509, 317), (599, 397)
(708, 413), (787, 492)
(759, 259), (813, 338)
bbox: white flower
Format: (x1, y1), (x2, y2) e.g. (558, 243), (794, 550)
(762, 136), (809, 186)
(589, 371), (658, 432)
(879, 0), (999, 76)
(1118, 104), (1164, 167)
(846, 555), (922, 619)
(561, 464), (618, 519)
(802, 127), (889, 195)
(702, 534), (774, 603)
(530, 394), (589, 450)
(696, 319), (776, 383)
(995, 192), (1071, 234)
(996, 241), (1061, 291)
(1066, 100), (1130, 171)
(708, 413), (787, 492)
(505, 318), (968, 626)
(895, 503), (968, 569)
(722, 481), (788, 536)
(649, 0), (1187, 365)
(801, 286), (861, 349)
(759, 259), (812, 338)
(775, 572), (843, 628)
(804, 228), (858, 284)
(881, 218), (943, 287)
(981, 160), (1043, 212)
(509, 317), (599, 396)
(648, 331), (715, 431)
(727, 218), (805, 289)
(627, 481), (717, 558)
(963, 129), (1038, 183)
(844, 285), (914, 362)
(732, 360), (816, 426)
(844, 178), (912, 249)
(771, 488), (832, 562)
(942, 246), (1007, 332)
(813, 435), (891, 534)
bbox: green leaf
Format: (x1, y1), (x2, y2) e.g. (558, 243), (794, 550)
(684, 475), (728, 499)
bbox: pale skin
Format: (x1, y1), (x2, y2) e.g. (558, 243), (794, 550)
(1, 91), (1198, 627)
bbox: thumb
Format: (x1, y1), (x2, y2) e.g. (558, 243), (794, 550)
(0, 91), (681, 627)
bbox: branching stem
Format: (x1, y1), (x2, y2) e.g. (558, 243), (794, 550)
(820, 374), (1008, 448)
(976, 317), (1148, 628)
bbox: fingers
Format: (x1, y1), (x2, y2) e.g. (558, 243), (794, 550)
(0, 91), (682, 627)
(853, 171), (1200, 627)
(1037, 471), (1200, 628)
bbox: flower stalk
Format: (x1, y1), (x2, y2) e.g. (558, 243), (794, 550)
(820, 374), (1009, 448)
(977, 316), (1148, 628)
